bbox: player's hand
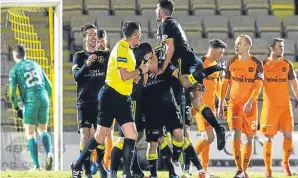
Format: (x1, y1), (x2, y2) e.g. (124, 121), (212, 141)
(149, 54), (158, 74)
(143, 73), (149, 85)
(179, 74), (193, 88)
(86, 54), (97, 67)
(243, 100), (253, 113)
(17, 109), (23, 119)
(133, 76), (141, 84)
(139, 61), (150, 74)
(217, 106), (227, 120)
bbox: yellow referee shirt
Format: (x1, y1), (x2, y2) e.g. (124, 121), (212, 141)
(105, 39), (136, 96)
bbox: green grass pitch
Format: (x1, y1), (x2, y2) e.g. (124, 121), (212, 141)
(1, 171), (297, 178)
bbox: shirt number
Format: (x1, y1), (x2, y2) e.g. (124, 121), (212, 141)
(24, 70), (42, 88)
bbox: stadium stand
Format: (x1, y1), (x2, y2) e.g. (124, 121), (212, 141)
(256, 15), (282, 39)
(271, 0), (295, 20)
(191, 0), (216, 16)
(283, 15), (298, 40)
(244, 0), (270, 17)
(203, 16), (229, 39)
(229, 16), (256, 38)
(111, 0), (137, 15)
(217, 0), (243, 17)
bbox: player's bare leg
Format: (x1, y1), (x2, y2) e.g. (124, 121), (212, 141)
(189, 87), (226, 150)
(37, 124), (53, 171)
(230, 128), (243, 178)
(263, 135), (273, 178)
(281, 130), (293, 176)
(24, 124), (40, 170)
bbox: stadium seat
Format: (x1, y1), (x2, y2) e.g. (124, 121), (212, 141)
(138, 0), (189, 16)
(283, 39), (296, 62)
(189, 38), (210, 56)
(71, 15), (96, 32)
(270, 0), (295, 20)
(190, 0), (216, 16)
(149, 16), (160, 38)
(203, 16), (229, 39)
(123, 15), (150, 38)
(256, 15), (282, 39)
(217, 0), (243, 17)
(175, 15), (203, 38)
(73, 31), (83, 49)
(244, 0), (270, 17)
(63, 0), (83, 11)
(108, 38), (120, 49)
(63, 10), (83, 24)
(96, 15), (123, 38)
(85, 0), (110, 12)
(250, 38), (268, 56)
(283, 16), (298, 41)
(230, 16), (256, 39)
(222, 38), (236, 55)
(142, 38), (158, 48)
(111, 0), (137, 15)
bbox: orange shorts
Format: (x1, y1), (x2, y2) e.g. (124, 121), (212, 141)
(260, 105), (293, 136)
(227, 102), (258, 135)
(192, 107), (213, 132)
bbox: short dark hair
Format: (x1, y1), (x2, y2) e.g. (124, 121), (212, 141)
(209, 39), (227, 49)
(121, 21), (141, 38)
(133, 42), (152, 66)
(268, 37), (284, 50)
(97, 29), (107, 38)
(13, 44), (26, 59)
(158, 0), (175, 16)
(80, 23), (97, 38)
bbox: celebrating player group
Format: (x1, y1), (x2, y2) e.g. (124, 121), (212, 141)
(8, 0), (297, 178)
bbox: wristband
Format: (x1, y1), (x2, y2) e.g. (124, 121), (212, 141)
(187, 74), (198, 85)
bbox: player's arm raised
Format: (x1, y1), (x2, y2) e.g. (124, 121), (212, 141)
(159, 22), (175, 73)
(288, 62), (298, 107)
(243, 59), (263, 113)
(72, 53), (96, 82)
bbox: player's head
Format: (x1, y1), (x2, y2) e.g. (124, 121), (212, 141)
(12, 44), (26, 62)
(156, 0), (175, 21)
(208, 39), (227, 62)
(133, 42), (153, 66)
(97, 29), (108, 50)
(122, 21), (142, 48)
(268, 37), (284, 58)
(81, 23), (97, 49)
(234, 34), (252, 55)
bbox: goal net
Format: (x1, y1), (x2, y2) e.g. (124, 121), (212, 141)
(1, 0), (63, 171)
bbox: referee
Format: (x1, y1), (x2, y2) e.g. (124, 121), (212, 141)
(71, 21), (149, 178)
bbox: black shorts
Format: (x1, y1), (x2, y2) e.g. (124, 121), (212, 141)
(117, 100), (146, 137)
(142, 82), (183, 142)
(77, 105), (98, 132)
(171, 77), (192, 126)
(173, 50), (204, 75)
(97, 85), (134, 128)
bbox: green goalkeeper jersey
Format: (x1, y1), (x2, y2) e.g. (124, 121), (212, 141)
(9, 59), (52, 109)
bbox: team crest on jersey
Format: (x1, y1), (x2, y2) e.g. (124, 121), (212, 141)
(248, 67), (254, 72)
(282, 67), (286, 72)
(97, 56), (104, 63)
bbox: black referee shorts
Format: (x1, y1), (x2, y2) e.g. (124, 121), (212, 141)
(97, 84), (134, 128)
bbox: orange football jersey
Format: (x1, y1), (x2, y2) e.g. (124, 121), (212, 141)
(224, 56), (263, 105)
(202, 56), (220, 109)
(262, 58), (296, 106)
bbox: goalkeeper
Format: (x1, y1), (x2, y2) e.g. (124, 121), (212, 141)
(9, 44), (53, 171)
